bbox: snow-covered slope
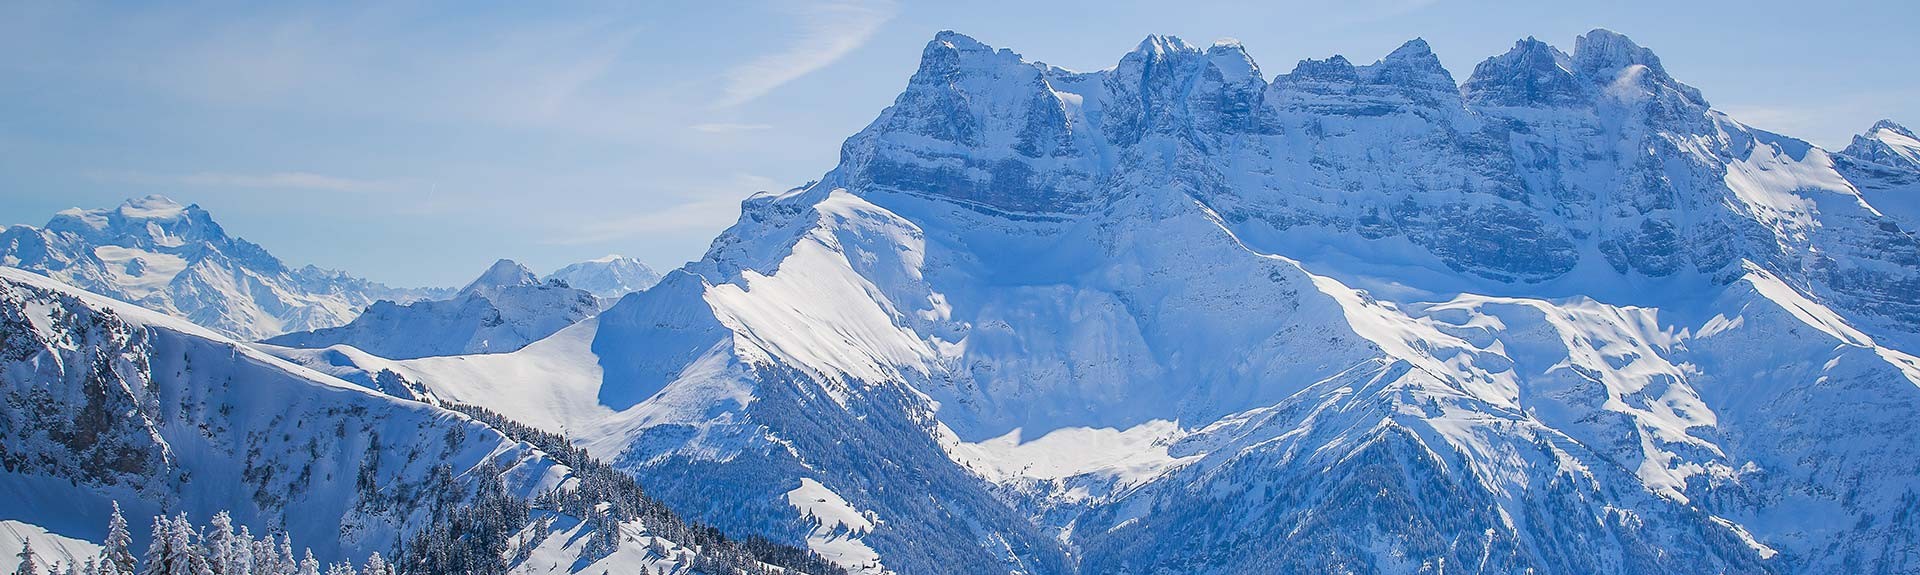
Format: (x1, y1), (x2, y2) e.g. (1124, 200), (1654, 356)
(0, 265), (562, 564)
(267, 29), (1920, 575)
(1838, 119), (1920, 232)
(0, 266), (838, 575)
(546, 255), (663, 299)
(0, 196), (448, 340)
(1846, 120), (1920, 170)
(262, 260), (598, 359)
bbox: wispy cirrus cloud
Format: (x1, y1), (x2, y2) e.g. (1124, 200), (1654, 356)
(545, 198), (741, 245)
(716, 0), (895, 108)
(689, 122), (775, 133)
(87, 170), (402, 193)
(1718, 88), (1920, 149)
(544, 174), (778, 245)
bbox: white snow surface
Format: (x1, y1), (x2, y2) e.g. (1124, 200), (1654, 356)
(545, 255), (663, 299)
(1840, 119), (1920, 233)
(785, 479), (888, 575)
(0, 520), (104, 573)
(0, 196), (446, 340)
(254, 29), (1920, 575)
(0, 267), (824, 574)
(262, 259), (598, 359)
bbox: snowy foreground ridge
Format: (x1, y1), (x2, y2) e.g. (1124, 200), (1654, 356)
(0, 267), (840, 574)
(13, 27), (1920, 575)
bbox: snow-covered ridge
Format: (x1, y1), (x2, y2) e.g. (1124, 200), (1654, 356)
(1846, 119), (1920, 170)
(1837, 119), (1920, 231)
(265, 259), (598, 359)
(0, 266), (841, 575)
(257, 28), (1920, 575)
(0, 196), (449, 340)
(0, 266), (563, 563)
(544, 254), (662, 299)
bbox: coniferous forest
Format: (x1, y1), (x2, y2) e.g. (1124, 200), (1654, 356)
(9, 405), (844, 575)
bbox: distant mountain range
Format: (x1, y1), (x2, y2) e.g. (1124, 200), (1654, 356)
(545, 255), (662, 299)
(8, 27), (1920, 575)
(0, 196), (450, 340)
(262, 259), (600, 359)
(0, 196), (666, 343)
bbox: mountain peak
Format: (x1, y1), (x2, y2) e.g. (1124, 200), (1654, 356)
(52, 194), (196, 230)
(1872, 119), (1917, 139)
(912, 29), (1028, 84)
(119, 194), (191, 220)
(459, 258), (539, 296)
(1287, 55), (1359, 82)
(1572, 29), (1656, 67)
(1571, 28), (1665, 80)
(1365, 37), (1456, 92)
(546, 255), (663, 298)
(6, 198), (441, 339)
(1386, 37), (1434, 60)
(1204, 39), (1260, 82)
(1133, 34), (1199, 57)
(1569, 29), (1708, 106)
(1844, 118), (1920, 170)
(930, 29), (987, 50)
(44, 195), (233, 255)
(1462, 36), (1581, 107)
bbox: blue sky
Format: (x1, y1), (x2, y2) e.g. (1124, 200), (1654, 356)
(3, 0), (1915, 287)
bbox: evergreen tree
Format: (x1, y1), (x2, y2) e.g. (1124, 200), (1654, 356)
(138, 516), (169, 575)
(182, 515), (212, 575)
(259, 534), (291, 575)
(244, 541), (271, 575)
(14, 539), (41, 575)
(202, 513), (235, 575)
(271, 537), (293, 575)
(103, 504), (135, 575)
(230, 526), (254, 575)
(136, 519), (164, 575)
(294, 552), (317, 575)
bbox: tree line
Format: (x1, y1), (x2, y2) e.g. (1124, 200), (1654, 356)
(13, 404), (846, 575)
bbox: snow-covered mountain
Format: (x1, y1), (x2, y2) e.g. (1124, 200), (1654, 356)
(0, 196), (448, 341)
(262, 259), (598, 359)
(546, 255), (663, 299)
(1847, 120), (1920, 170)
(0, 266), (839, 575)
(1838, 119), (1920, 231)
(265, 29), (1920, 575)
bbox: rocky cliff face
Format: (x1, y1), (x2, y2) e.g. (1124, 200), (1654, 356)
(269, 30), (1920, 575)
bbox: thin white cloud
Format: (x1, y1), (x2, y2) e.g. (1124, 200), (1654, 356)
(548, 198), (741, 245)
(1718, 90), (1920, 150)
(545, 174), (778, 245)
(690, 122), (775, 133)
(716, 0), (895, 108)
(88, 170), (400, 193)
